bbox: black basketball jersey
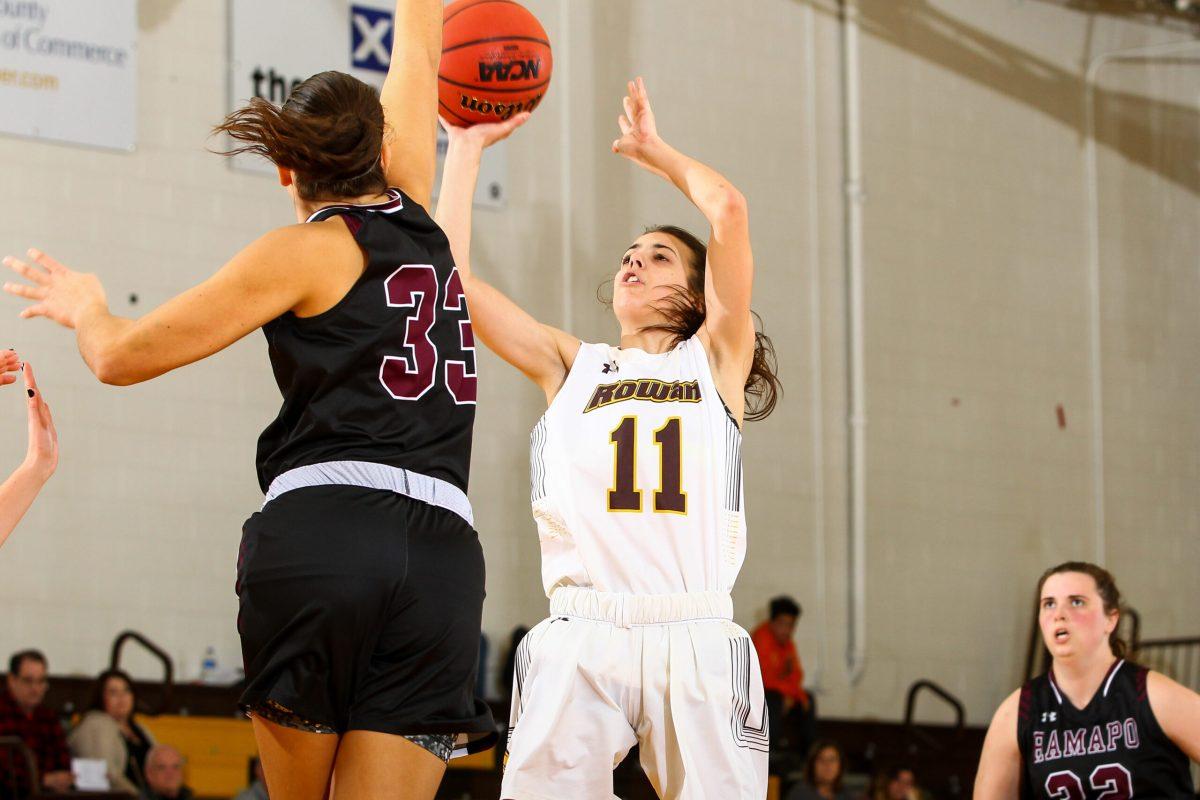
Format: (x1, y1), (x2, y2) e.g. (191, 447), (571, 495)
(1018, 660), (1193, 799)
(255, 188), (477, 494)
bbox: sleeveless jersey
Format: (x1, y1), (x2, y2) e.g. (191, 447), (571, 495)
(1018, 660), (1193, 798)
(529, 337), (746, 595)
(255, 188), (477, 494)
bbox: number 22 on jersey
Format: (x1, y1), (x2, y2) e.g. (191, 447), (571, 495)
(607, 416), (686, 515)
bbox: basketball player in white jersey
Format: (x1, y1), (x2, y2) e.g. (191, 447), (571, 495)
(0, 358), (57, 551)
(436, 78), (780, 799)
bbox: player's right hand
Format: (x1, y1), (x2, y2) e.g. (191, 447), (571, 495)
(440, 112), (531, 151)
(21, 362), (57, 481)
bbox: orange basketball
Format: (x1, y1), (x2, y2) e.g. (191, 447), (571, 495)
(440, 0), (553, 126)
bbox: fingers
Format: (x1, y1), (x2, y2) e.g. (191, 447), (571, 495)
(0, 372), (15, 386)
(3, 281), (47, 301)
(617, 114), (632, 136)
(623, 93), (636, 122)
(23, 360), (39, 398)
(27, 248), (67, 274)
(18, 305), (48, 320)
(2, 256), (50, 286)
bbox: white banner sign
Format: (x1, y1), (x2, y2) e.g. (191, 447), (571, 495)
(0, 0), (136, 151)
(229, 0), (508, 207)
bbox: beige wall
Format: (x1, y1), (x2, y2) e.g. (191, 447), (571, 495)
(0, 0), (1195, 723)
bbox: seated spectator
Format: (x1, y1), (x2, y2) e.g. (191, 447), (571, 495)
(786, 740), (854, 800)
(0, 649), (72, 795)
(869, 764), (918, 800)
(232, 757), (267, 800)
(752, 595), (815, 767)
(139, 745), (193, 800)
(0, 361), (58, 552)
(69, 669), (156, 795)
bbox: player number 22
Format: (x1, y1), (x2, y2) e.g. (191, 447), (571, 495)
(608, 417), (686, 514)
(1045, 764), (1132, 800)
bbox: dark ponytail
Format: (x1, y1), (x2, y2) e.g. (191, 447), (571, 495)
(631, 225), (781, 422)
(212, 70), (387, 201)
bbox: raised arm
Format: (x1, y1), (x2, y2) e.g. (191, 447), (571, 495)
(973, 690), (1023, 800)
(435, 116), (579, 402)
(2, 224), (346, 385)
(379, 0), (442, 208)
(0, 363), (57, 551)
(612, 78), (754, 372)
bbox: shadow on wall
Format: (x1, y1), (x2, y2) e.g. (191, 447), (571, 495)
(797, 0), (1200, 197)
(139, 0), (187, 33)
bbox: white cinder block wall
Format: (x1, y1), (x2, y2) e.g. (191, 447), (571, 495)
(1, 0), (1196, 724)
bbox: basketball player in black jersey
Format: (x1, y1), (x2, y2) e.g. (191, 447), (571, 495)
(975, 562), (1200, 798)
(2, 1), (494, 797)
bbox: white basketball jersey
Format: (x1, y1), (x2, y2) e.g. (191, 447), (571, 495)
(529, 336), (746, 595)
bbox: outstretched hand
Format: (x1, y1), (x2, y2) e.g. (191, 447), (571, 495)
(21, 362), (57, 480)
(0, 350), (18, 387)
(3, 249), (107, 330)
(440, 112), (532, 151)
(612, 77), (669, 179)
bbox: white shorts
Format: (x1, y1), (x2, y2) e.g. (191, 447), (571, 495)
(501, 587), (769, 800)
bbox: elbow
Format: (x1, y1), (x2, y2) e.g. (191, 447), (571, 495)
(94, 363), (136, 387)
(710, 187), (748, 228)
(90, 349), (139, 386)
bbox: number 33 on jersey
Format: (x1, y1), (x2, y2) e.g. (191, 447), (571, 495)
(529, 338), (747, 597)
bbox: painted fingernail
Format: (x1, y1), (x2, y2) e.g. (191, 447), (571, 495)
(27, 389), (34, 398)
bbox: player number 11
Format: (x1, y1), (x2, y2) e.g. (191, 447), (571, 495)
(608, 417), (686, 515)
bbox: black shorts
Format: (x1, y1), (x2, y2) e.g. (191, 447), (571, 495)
(236, 485), (495, 749)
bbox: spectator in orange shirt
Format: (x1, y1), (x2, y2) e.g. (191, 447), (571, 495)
(752, 595), (815, 771)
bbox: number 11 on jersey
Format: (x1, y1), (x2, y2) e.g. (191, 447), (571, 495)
(607, 416), (687, 515)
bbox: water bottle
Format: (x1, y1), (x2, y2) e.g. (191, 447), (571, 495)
(200, 646), (218, 683)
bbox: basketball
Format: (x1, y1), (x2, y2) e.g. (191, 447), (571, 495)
(440, 0), (553, 126)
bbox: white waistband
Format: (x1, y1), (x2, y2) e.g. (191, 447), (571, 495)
(549, 587), (733, 628)
(263, 460), (473, 527)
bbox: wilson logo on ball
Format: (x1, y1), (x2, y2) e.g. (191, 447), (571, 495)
(457, 91), (545, 121)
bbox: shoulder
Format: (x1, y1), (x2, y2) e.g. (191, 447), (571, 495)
(1145, 669), (1200, 719)
(990, 687), (1025, 733)
(231, 222), (359, 283)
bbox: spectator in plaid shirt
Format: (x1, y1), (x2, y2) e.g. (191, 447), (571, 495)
(0, 650), (72, 795)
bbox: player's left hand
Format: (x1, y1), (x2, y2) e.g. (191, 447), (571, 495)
(0, 350), (19, 387)
(3, 249), (108, 330)
(441, 111), (532, 151)
(612, 77), (669, 179)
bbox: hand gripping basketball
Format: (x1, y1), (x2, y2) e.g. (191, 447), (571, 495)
(439, 111), (532, 151)
(612, 77), (668, 178)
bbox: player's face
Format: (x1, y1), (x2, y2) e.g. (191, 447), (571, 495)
(1039, 571), (1117, 661)
(612, 232), (694, 325)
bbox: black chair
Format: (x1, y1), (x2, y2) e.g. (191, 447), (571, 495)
(0, 735), (39, 799)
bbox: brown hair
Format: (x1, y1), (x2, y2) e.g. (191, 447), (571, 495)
(803, 739), (845, 793)
(212, 70), (387, 201)
(1036, 561), (1126, 658)
(87, 668), (139, 719)
(603, 225), (782, 421)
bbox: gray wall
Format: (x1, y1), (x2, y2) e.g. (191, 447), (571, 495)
(0, 0), (1195, 724)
